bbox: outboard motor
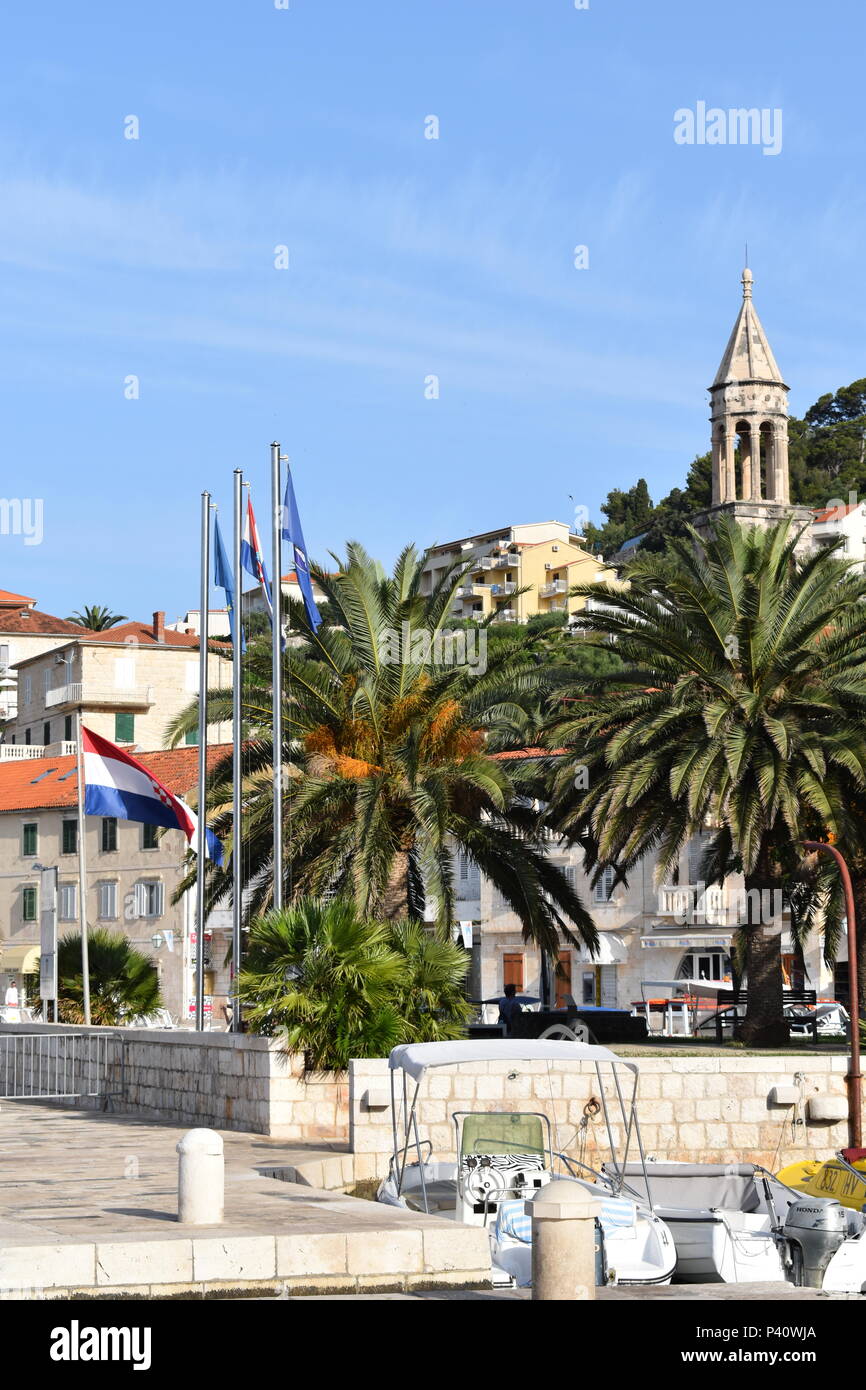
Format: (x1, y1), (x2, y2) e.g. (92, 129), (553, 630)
(782, 1197), (848, 1287)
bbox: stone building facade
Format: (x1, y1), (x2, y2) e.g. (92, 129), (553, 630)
(0, 745), (233, 1024)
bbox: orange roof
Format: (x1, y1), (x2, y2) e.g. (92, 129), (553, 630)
(813, 502), (862, 524)
(0, 589), (35, 606)
(0, 744), (232, 812)
(0, 608), (85, 636)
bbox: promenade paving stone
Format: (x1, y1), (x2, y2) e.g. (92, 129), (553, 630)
(0, 1101), (490, 1294)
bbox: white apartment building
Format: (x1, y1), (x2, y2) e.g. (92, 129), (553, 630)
(0, 590), (94, 723)
(811, 500), (866, 570)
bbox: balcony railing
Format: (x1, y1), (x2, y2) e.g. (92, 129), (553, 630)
(45, 683), (154, 710)
(490, 582), (516, 596)
(0, 741), (77, 760)
(657, 885), (728, 925)
(491, 554), (519, 569)
(539, 580), (567, 597)
(492, 609), (517, 623)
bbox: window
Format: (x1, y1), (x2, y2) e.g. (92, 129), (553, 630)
(22, 885), (37, 921)
(115, 712), (134, 743)
(24, 728), (31, 745)
(43, 721), (51, 746)
(114, 656), (135, 688)
(22, 823), (37, 857)
(184, 728), (198, 746)
(101, 818), (117, 852)
(23, 675), (31, 705)
(43, 669), (52, 695)
(58, 884), (77, 921)
(62, 820), (78, 855)
(97, 882), (117, 921)
(678, 949), (731, 983)
(0, 643), (8, 673)
(64, 715), (73, 742)
(593, 866), (616, 903)
(135, 880), (164, 918)
(142, 824), (159, 850)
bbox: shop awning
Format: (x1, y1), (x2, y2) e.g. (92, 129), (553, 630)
(0, 943), (40, 973)
(579, 932), (627, 965)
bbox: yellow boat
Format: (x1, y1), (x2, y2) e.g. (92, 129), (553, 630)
(777, 1150), (866, 1212)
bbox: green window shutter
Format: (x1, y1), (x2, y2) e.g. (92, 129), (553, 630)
(115, 712), (135, 743)
(184, 728), (198, 746)
(22, 823), (37, 857)
(22, 886), (37, 921)
(62, 820), (78, 855)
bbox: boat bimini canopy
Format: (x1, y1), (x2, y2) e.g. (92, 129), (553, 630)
(388, 1039), (635, 1082)
(386, 1039), (652, 1206)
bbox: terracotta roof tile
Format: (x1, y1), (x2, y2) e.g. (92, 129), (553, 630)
(0, 744), (232, 812)
(0, 589), (35, 606)
(0, 608), (87, 636)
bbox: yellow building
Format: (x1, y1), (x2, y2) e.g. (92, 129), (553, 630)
(420, 521), (611, 624)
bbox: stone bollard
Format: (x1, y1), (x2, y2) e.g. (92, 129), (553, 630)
(176, 1128), (224, 1225)
(525, 1180), (598, 1300)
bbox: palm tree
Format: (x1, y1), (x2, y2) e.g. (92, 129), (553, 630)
(546, 518), (866, 1045)
(385, 918), (472, 1041)
(237, 898), (452, 1068)
(170, 542), (597, 962)
(66, 605), (128, 630)
(55, 929), (161, 1025)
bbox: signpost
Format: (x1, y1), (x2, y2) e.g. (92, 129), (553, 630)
(39, 866), (58, 1020)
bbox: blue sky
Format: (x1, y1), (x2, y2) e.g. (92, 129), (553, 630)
(0, 0), (863, 619)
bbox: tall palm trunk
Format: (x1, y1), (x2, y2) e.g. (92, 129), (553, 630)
(740, 848), (787, 1047)
(383, 850), (410, 921)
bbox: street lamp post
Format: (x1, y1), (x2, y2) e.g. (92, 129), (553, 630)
(802, 841), (862, 1148)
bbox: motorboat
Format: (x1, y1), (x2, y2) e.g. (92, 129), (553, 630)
(617, 1160), (866, 1292)
(777, 1148), (866, 1212)
(376, 1039), (677, 1288)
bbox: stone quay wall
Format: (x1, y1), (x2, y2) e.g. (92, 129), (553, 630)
(349, 1053), (861, 1177)
(0, 1025), (348, 1142)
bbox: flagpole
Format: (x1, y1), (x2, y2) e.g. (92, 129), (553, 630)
(270, 442), (283, 912)
(231, 468), (243, 1031)
(75, 707), (90, 1025)
(195, 491), (211, 1032)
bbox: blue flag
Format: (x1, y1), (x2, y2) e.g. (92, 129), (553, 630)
(281, 466), (322, 632)
(213, 516), (246, 654)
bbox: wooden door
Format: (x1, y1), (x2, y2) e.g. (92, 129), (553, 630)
(555, 951), (572, 1007)
(503, 953), (524, 993)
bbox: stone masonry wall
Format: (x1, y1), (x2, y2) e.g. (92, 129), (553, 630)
(0, 1025), (348, 1141)
(350, 1053), (861, 1176)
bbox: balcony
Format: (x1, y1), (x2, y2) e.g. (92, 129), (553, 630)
(657, 885), (728, 925)
(491, 554), (519, 569)
(0, 741), (77, 760)
(456, 583), (489, 599)
(490, 582), (516, 597)
(539, 580), (567, 598)
(492, 608), (517, 623)
(45, 683), (154, 710)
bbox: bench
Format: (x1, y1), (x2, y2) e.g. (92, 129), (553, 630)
(711, 989), (818, 1043)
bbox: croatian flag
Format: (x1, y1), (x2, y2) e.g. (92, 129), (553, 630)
(240, 497), (272, 625)
(82, 728), (224, 864)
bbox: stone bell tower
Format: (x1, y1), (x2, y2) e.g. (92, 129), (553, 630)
(693, 268), (813, 540)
